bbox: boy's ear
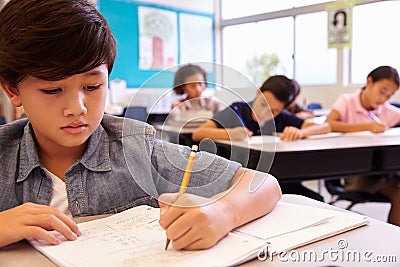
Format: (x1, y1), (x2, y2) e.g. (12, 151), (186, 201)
(0, 81), (22, 107)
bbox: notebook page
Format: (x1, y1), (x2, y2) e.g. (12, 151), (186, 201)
(28, 205), (264, 267)
(233, 202), (335, 239)
(265, 210), (369, 254)
(246, 135), (281, 144)
(345, 127), (400, 137)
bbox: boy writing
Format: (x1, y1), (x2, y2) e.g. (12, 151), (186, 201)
(0, 0), (281, 250)
(192, 75), (330, 142)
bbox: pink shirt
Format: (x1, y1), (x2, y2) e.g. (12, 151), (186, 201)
(332, 89), (400, 127)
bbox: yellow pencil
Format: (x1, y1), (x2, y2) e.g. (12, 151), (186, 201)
(165, 144), (198, 250)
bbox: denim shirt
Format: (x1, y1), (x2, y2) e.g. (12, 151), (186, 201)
(0, 115), (240, 217)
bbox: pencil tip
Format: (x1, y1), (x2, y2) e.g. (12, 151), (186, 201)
(165, 239), (171, 250)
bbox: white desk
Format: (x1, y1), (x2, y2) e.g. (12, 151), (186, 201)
(243, 194), (400, 267)
(213, 129), (400, 181)
(1, 195), (399, 267)
(153, 122), (199, 147)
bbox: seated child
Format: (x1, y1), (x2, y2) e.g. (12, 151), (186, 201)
(192, 75), (330, 201)
(326, 65), (400, 226)
(192, 75), (330, 142)
(171, 64), (219, 114)
(0, 0), (282, 249)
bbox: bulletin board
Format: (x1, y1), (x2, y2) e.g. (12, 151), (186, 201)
(98, 0), (215, 88)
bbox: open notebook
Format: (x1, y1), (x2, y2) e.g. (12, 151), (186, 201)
(28, 202), (369, 267)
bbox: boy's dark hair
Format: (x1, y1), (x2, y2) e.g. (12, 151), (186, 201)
(0, 0), (116, 87)
(259, 75), (299, 108)
(367, 65), (400, 87)
(173, 64), (207, 95)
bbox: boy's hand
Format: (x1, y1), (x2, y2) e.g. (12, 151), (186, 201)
(369, 122), (386, 133)
(280, 126), (304, 141)
(158, 193), (232, 250)
(227, 127), (253, 141)
(0, 203), (81, 248)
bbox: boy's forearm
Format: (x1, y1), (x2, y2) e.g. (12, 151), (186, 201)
(301, 122), (331, 137)
(212, 168), (282, 231)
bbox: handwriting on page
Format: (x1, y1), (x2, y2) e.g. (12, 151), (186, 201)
(31, 206), (203, 266)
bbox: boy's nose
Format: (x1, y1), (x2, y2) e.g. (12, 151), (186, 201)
(64, 91), (87, 116)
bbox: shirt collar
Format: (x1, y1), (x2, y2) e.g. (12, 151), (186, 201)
(17, 122), (112, 182)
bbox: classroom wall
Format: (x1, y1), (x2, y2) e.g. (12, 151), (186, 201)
(134, 0), (214, 13)
(300, 83), (400, 110)
(2, 0), (400, 121)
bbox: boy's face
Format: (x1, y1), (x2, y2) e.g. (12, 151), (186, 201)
(251, 91), (285, 122)
(4, 64), (108, 152)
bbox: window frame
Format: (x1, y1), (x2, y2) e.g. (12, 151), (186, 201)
(217, 0), (388, 87)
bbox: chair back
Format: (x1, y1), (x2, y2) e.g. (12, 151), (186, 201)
(123, 106), (148, 122)
(324, 178), (389, 210)
(307, 102), (322, 110)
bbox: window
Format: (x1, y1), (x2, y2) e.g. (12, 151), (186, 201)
(220, 0), (396, 88)
(295, 11), (336, 85)
(223, 18), (293, 86)
(351, 1), (400, 84)
(221, 0), (331, 20)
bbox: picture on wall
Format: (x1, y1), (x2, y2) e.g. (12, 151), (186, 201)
(138, 6), (178, 70)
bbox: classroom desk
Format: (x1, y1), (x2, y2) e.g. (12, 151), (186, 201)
(153, 122), (199, 147)
(1, 194), (399, 267)
(213, 131), (400, 182)
(243, 194), (400, 267)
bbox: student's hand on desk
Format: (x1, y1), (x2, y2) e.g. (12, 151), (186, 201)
(369, 122), (386, 133)
(158, 193), (233, 250)
(280, 126), (304, 141)
(296, 111), (314, 119)
(0, 203), (81, 248)
(227, 127), (253, 141)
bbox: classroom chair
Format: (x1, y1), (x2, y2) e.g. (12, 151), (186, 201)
(390, 102), (400, 109)
(123, 106), (148, 122)
(0, 115), (6, 125)
(324, 178), (389, 210)
(307, 102), (322, 110)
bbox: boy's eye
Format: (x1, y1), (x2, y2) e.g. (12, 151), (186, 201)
(84, 85), (101, 91)
(42, 88), (62, 94)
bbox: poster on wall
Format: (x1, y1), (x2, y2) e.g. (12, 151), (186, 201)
(138, 6), (178, 70)
(326, 1), (354, 49)
(179, 13), (214, 72)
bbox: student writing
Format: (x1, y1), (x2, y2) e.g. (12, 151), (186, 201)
(192, 75), (329, 201)
(325, 65), (400, 226)
(0, 0), (281, 250)
(192, 75), (330, 142)
(286, 82), (314, 119)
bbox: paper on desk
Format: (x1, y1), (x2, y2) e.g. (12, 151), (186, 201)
(246, 132), (344, 143)
(234, 202), (334, 239)
(306, 132), (344, 140)
(265, 207), (369, 254)
(28, 203), (370, 267)
(245, 135), (281, 144)
(234, 202), (369, 254)
(345, 127), (400, 137)
(28, 205), (264, 267)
